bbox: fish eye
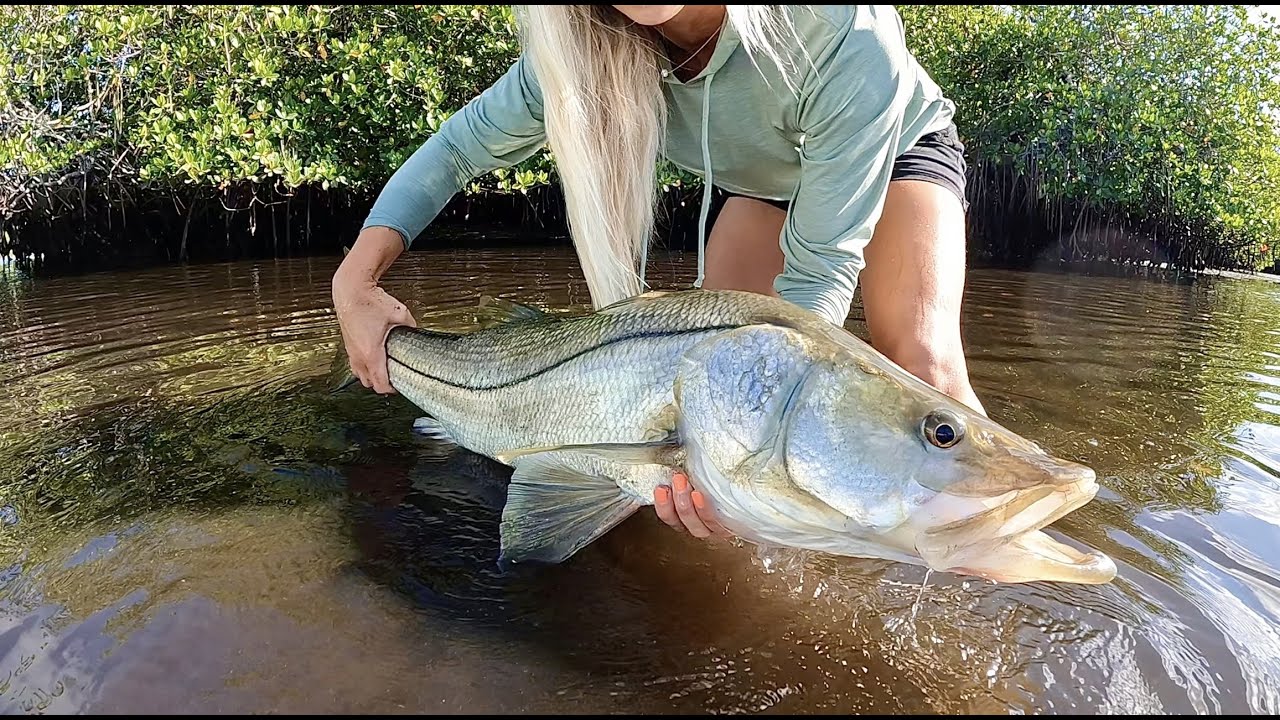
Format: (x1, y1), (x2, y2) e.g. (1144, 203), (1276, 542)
(922, 410), (965, 449)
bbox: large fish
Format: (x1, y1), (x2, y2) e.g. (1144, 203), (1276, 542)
(337, 289), (1116, 585)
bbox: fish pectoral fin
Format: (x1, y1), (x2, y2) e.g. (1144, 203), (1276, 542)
(498, 452), (642, 568)
(732, 439), (784, 486)
(495, 437), (681, 468)
(476, 295), (552, 327)
(411, 416), (459, 446)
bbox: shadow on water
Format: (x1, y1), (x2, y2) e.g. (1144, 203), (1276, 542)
(0, 245), (1277, 713)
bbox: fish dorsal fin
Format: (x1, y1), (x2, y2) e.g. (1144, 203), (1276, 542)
(476, 295), (551, 328)
(595, 290), (678, 316)
(498, 450), (644, 568)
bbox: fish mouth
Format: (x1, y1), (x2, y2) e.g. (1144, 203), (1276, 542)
(908, 465), (1118, 585)
(948, 530), (1118, 585)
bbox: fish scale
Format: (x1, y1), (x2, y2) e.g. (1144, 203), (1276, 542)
(384, 291), (802, 461)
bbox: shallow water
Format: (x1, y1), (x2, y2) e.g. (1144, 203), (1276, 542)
(0, 244), (1277, 714)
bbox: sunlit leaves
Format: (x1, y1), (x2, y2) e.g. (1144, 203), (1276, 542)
(901, 4), (1280, 270)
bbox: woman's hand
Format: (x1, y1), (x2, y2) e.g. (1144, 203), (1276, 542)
(653, 471), (734, 539)
(332, 227), (417, 395)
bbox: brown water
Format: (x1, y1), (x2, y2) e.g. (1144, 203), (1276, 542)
(0, 245), (1278, 714)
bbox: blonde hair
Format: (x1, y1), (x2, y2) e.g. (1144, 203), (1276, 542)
(513, 5), (802, 309)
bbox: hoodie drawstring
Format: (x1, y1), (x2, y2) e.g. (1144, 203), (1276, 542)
(693, 71), (716, 288)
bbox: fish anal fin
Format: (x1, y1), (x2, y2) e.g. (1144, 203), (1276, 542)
(498, 452), (643, 568)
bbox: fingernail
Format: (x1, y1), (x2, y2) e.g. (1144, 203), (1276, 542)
(673, 474), (688, 493)
(655, 487), (669, 504)
(692, 491), (706, 510)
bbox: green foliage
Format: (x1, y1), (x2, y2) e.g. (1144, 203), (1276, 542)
(0, 5), (543, 202)
(900, 5), (1280, 270)
(1, 5), (1277, 270)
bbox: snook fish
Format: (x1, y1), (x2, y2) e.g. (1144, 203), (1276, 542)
(339, 289), (1116, 585)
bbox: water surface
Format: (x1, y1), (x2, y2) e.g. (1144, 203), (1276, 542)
(1, 245), (1277, 714)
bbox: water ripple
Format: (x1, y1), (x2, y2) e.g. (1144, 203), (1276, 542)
(0, 249), (1277, 713)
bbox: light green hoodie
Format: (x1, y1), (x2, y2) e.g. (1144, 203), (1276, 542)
(363, 5), (955, 325)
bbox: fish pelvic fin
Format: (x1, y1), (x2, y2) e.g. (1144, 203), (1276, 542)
(412, 416), (460, 447)
(498, 452), (645, 569)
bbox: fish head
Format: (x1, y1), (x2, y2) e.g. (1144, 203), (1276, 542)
(781, 328), (1117, 585)
(676, 320), (1116, 586)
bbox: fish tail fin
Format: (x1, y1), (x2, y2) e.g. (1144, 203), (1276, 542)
(327, 335), (360, 395)
(330, 244), (361, 393)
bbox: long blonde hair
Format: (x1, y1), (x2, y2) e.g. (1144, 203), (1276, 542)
(513, 5), (801, 309)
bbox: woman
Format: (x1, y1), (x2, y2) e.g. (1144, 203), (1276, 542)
(332, 5), (984, 540)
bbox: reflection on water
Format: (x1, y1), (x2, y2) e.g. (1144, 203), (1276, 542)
(0, 245), (1277, 714)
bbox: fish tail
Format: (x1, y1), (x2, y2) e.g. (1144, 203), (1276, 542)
(326, 334), (360, 395)
(329, 242), (361, 393)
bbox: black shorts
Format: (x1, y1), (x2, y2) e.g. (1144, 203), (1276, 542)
(719, 122), (970, 213)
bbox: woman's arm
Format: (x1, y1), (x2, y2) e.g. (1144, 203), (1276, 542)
(656, 7), (984, 536)
(769, 7), (984, 413)
(773, 7), (951, 327)
(332, 226), (416, 394)
(333, 53), (548, 393)
(360, 53), (549, 249)
(859, 179), (985, 414)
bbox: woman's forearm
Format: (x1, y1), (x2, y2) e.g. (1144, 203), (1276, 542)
(336, 227), (406, 285)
